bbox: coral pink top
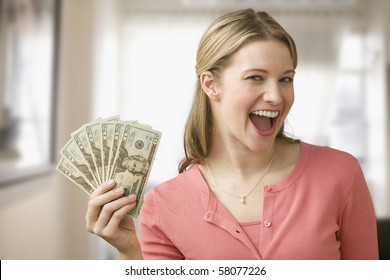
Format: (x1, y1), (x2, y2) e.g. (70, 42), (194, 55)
(138, 142), (378, 259)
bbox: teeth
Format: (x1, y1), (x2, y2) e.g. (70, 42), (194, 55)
(251, 110), (279, 118)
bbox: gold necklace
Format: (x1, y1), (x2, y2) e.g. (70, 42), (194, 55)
(205, 142), (278, 204)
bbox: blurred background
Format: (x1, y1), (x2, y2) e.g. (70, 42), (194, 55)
(0, 0), (389, 259)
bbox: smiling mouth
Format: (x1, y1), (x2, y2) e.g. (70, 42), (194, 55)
(249, 110), (279, 133)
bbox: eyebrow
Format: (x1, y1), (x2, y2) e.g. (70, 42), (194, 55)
(243, 68), (296, 75)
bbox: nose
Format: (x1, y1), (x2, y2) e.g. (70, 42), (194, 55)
(262, 81), (283, 104)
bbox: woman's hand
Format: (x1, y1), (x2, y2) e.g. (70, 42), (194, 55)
(85, 179), (143, 259)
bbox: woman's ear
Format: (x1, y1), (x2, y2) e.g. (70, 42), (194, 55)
(200, 71), (220, 101)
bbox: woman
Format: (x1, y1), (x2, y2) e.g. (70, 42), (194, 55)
(86, 9), (378, 260)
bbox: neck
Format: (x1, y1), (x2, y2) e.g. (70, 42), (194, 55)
(204, 139), (278, 205)
(207, 138), (278, 180)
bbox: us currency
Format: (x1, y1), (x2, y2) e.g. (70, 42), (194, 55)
(107, 122), (126, 180)
(110, 122), (161, 217)
(72, 126), (102, 185)
(86, 122), (104, 186)
(103, 115), (121, 123)
(57, 116), (162, 217)
(101, 119), (138, 182)
(101, 122), (117, 182)
(60, 138), (99, 187)
(56, 157), (95, 195)
(96, 116), (120, 181)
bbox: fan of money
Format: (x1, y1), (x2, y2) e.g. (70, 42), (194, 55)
(56, 116), (161, 218)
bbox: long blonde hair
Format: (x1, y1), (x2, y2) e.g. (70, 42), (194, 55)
(179, 9), (298, 173)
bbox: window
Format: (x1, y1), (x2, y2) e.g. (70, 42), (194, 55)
(0, 0), (60, 185)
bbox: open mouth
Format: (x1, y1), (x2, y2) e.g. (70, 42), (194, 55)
(249, 110), (279, 135)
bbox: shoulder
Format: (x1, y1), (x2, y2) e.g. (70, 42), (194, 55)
(296, 142), (369, 209)
(302, 141), (359, 168)
(297, 141), (362, 189)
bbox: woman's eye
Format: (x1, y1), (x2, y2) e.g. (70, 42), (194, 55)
(280, 77), (293, 83)
(247, 75), (263, 81)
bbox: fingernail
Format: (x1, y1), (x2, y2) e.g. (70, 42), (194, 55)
(107, 179), (115, 186)
(114, 187), (124, 194)
(128, 194), (137, 201)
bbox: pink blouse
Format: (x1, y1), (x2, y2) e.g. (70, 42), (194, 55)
(138, 142), (379, 259)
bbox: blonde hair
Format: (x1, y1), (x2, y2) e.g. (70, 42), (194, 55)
(179, 9), (298, 173)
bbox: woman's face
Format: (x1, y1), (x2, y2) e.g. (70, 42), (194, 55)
(123, 158), (145, 174)
(211, 40), (295, 152)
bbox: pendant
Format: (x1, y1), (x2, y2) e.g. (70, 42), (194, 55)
(241, 197), (246, 204)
